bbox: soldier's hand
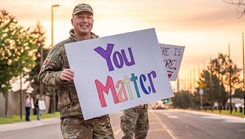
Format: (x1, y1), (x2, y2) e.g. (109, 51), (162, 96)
(135, 104), (144, 108)
(60, 68), (74, 82)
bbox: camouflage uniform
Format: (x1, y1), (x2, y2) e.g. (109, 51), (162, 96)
(120, 104), (149, 139)
(38, 29), (115, 139)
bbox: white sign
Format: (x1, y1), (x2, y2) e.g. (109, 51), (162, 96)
(65, 28), (173, 120)
(199, 88), (204, 95)
(38, 100), (46, 110)
(159, 44), (185, 81)
(31, 98), (35, 109)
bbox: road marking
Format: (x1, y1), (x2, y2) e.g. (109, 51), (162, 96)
(148, 129), (166, 132)
(162, 113), (170, 115)
(113, 125), (121, 134)
(150, 121), (161, 124)
(153, 112), (177, 139)
(153, 110), (179, 119)
(167, 115), (178, 119)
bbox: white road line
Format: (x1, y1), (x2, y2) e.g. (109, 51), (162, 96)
(113, 125), (121, 134)
(167, 116), (178, 119)
(153, 112), (177, 139)
(148, 129), (166, 132)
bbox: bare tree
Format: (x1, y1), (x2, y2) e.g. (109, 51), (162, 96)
(223, 0), (245, 18)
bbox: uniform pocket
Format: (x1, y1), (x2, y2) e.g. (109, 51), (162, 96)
(69, 87), (78, 103)
(60, 51), (70, 69)
(59, 90), (71, 109)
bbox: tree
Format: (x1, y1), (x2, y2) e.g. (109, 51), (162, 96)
(26, 22), (54, 114)
(27, 22), (60, 114)
(27, 22), (48, 95)
(223, 0), (245, 18)
(233, 88), (243, 98)
(198, 69), (219, 108)
(0, 10), (38, 96)
(172, 91), (194, 109)
(197, 53), (241, 109)
(192, 91), (201, 108)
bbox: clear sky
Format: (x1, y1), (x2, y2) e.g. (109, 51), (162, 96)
(2, 0), (245, 91)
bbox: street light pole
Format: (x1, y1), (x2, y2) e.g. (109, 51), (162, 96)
(51, 4), (59, 113)
(40, 4), (59, 97)
(51, 4), (60, 47)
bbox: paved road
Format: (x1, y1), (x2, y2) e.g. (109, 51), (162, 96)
(0, 110), (245, 139)
(154, 110), (245, 139)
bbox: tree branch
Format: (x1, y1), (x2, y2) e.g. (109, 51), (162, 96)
(223, 0), (245, 5)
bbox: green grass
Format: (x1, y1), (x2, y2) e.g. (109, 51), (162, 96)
(1, 110), (244, 125)
(200, 109), (245, 118)
(0, 112), (60, 125)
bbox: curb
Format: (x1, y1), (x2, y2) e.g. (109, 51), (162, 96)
(173, 109), (245, 120)
(0, 117), (60, 132)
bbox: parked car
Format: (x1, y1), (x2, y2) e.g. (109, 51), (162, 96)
(152, 101), (165, 110)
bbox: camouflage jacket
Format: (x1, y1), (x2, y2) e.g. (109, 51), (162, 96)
(38, 29), (98, 119)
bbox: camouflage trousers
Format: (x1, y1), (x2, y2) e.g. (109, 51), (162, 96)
(120, 106), (149, 139)
(60, 115), (115, 139)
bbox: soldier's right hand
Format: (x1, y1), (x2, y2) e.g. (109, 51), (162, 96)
(60, 68), (74, 82)
(135, 104), (144, 108)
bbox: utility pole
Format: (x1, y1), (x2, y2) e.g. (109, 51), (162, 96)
(203, 61), (205, 71)
(198, 65), (200, 78)
(177, 76), (180, 92)
(242, 32), (245, 115)
(193, 68), (196, 91)
(228, 43), (232, 114)
(190, 71), (192, 93)
(186, 76), (188, 91)
(218, 52), (222, 113)
(210, 63), (213, 112)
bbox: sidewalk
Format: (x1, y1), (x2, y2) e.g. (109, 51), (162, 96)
(174, 109), (245, 120)
(0, 117), (60, 132)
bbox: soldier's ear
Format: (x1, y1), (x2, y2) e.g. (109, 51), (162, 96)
(71, 18), (74, 26)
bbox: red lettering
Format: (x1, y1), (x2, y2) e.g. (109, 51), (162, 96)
(95, 76), (119, 107)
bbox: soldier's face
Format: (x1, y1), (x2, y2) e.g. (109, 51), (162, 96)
(71, 12), (94, 36)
